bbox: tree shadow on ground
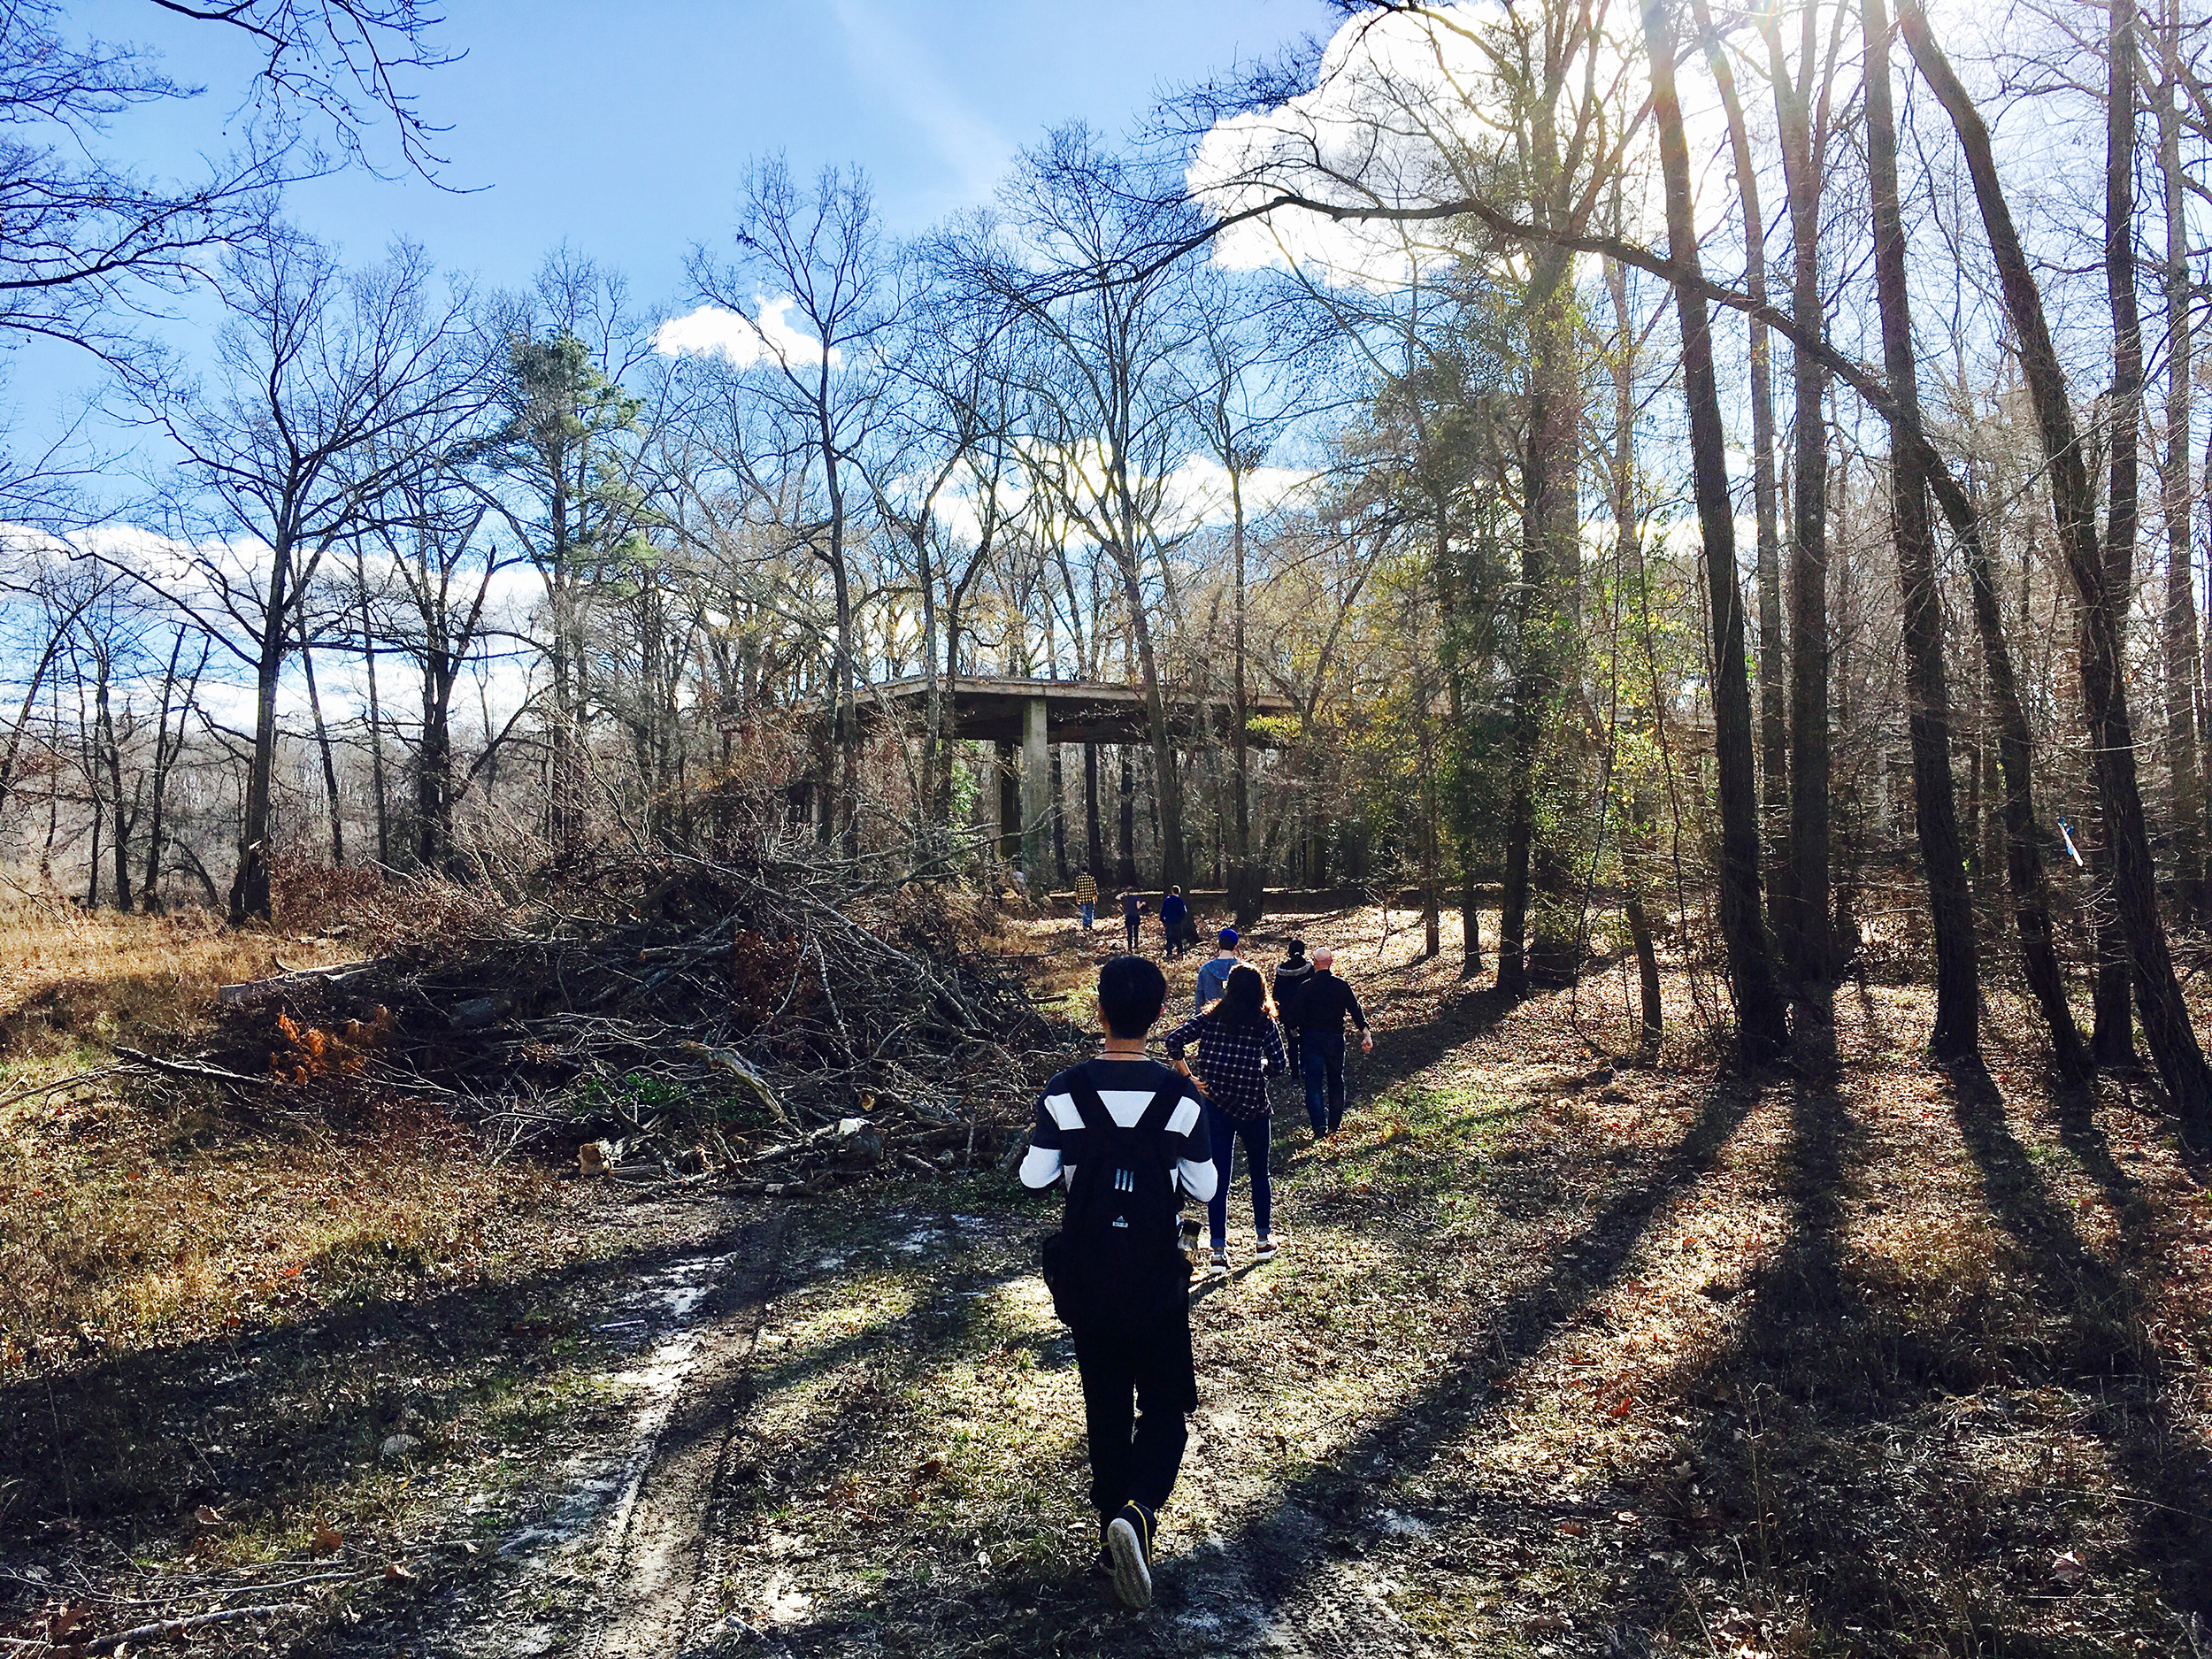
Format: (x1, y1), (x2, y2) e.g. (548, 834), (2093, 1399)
(728, 1075), (1767, 1656)
(0, 1202), (772, 1556)
(1945, 1060), (2212, 1621)
(1617, 1055), (2212, 1655)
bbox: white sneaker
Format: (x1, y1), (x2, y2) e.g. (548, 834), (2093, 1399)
(1254, 1233), (1282, 1262)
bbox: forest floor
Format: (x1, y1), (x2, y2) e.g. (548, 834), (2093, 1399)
(4, 898), (2212, 1656)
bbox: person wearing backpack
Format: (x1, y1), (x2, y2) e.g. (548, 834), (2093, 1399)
(1162, 962), (1289, 1270)
(1020, 955), (1215, 1610)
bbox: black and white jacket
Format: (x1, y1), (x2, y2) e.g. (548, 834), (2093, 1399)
(1019, 1056), (1218, 1201)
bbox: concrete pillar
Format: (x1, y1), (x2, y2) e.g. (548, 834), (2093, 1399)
(1021, 695), (1052, 895)
(995, 740), (1020, 865)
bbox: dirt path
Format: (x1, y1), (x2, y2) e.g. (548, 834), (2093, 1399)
(582, 1207), (788, 1656)
(11, 904), (2211, 1657)
(544, 909), (2208, 1658)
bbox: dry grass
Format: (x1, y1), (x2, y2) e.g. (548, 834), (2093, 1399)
(7, 895), (2212, 1657)
(0, 899), (353, 1066)
(0, 902), (557, 1374)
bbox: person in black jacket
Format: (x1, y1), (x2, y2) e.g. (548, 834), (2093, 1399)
(1271, 940), (1314, 1079)
(1019, 955), (1215, 1610)
(1292, 946), (1371, 1137)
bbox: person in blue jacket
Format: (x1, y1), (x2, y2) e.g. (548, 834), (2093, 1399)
(1159, 887), (1188, 960)
(1194, 927), (1241, 1010)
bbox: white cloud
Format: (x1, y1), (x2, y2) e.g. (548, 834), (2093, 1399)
(1187, 5), (1505, 291)
(653, 297), (841, 370)
(1161, 455), (1316, 527)
(1186, 4), (1700, 292)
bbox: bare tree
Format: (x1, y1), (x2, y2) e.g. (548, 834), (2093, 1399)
(690, 160), (892, 856)
(1642, 0), (1792, 1064)
(1903, 0), (2212, 1129)
(1862, 0), (1979, 1061)
(124, 229), (481, 921)
(970, 126), (1211, 889)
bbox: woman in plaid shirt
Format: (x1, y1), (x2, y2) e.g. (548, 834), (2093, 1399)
(1163, 963), (1288, 1269)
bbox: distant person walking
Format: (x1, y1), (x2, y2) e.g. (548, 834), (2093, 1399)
(1271, 939), (1314, 1078)
(1194, 927), (1241, 1011)
(1159, 887), (1188, 960)
(1163, 962), (1288, 1270)
(1292, 946), (1371, 1138)
(1118, 888), (1147, 955)
(1020, 955), (1216, 1610)
(1074, 870), (1099, 932)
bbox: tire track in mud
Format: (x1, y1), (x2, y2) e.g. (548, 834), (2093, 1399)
(581, 1204), (791, 1657)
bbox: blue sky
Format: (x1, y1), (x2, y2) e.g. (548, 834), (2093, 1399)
(11, 0), (1333, 466)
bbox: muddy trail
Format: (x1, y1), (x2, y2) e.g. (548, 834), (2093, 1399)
(9, 905), (2212, 1657)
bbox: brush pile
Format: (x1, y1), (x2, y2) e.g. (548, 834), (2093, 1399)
(127, 838), (1074, 1189)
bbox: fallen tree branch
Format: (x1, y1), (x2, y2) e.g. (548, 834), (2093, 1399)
(0, 1065), (117, 1111)
(86, 1601), (310, 1653)
(112, 1046), (273, 1090)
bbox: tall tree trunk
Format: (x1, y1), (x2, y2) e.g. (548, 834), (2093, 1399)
(1051, 742), (1070, 883)
(1625, 887), (1663, 1057)
(1693, 0), (1789, 894)
(357, 574), (388, 869)
(1643, 0), (1792, 1063)
(1109, 528), (1187, 889)
(85, 791), (101, 910)
(933, 596), (963, 825)
(1117, 743), (1136, 888)
(1440, 500), (1485, 979)
(2158, 0), (2208, 918)
(41, 680), (58, 887)
(821, 377), (861, 860)
(1084, 741), (1105, 881)
(1905, 0), (2212, 1126)
(1765, 2), (1833, 1029)
(2092, 829), (2135, 1063)
(94, 655), (131, 913)
(1229, 465), (1260, 927)
(142, 633), (202, 916)
(232, 540), (293, 924)
(2097, 0), (2147, 1065)
(1864, 0), (1979, 1060)
(913, 518), (942, 837)
(298, 607), (345, 867)
(419, 653), (454, 871)
(1497, 471), (1541, 995)
(1419, 634), (1441, 958)
(1950, 473), (2091, 1072)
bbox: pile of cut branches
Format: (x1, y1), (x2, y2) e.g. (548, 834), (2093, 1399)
(124, 840), (1076, 1187)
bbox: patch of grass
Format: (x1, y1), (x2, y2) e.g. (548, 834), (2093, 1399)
(0, 900), (353, 1065)
(0, 905), (567, 1373)
(0, 1095), (560, 1368)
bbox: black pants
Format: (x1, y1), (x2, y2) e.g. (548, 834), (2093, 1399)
(1073, 1311), (1196, 1522)
(1125, 916), (1142, 953)
(1303, 1033), (1348, 1134)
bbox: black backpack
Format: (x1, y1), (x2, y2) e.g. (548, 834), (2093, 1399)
(1039, 1074), (1192, 1330)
